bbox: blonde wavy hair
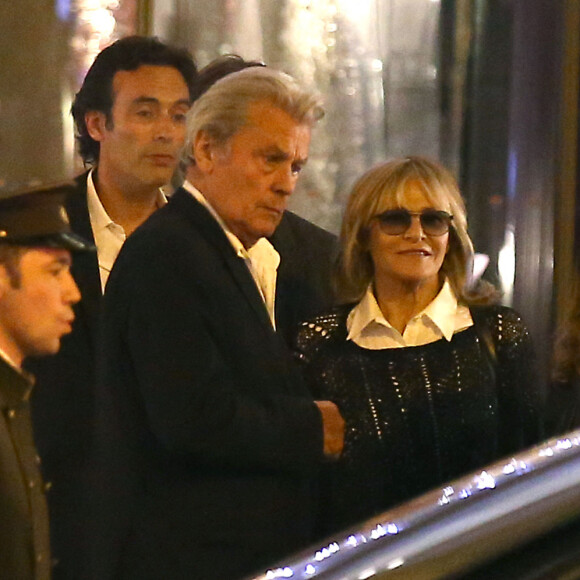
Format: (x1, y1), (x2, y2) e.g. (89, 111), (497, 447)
(335, 156), (498, 305)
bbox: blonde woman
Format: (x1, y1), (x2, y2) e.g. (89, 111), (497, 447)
(295, 156), (542, 535)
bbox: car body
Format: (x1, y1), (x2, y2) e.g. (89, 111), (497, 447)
(249, 430), (580, 579)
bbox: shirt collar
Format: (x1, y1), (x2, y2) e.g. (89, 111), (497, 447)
(0, 353), (34, 407)
(422, 279), (464, 341)
(247, 237), (280, 271)
(347, 279), (467, 343)
(86, 170), (113, 233)
(347, 287), (389, 341)
(86, 169), (168, 234)
(183, 180), (250, 259)
(181, 181), (280, 328)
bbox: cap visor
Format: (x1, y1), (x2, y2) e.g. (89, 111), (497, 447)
(49, 232), (96, 253)
(7, 233), (97, 253)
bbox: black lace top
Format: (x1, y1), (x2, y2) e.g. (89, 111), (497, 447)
(294, 304), (542, 535)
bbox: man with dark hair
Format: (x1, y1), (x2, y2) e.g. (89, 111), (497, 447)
(0, 183), (93, 580)
(192, 55), (338, 344)
(93, 67), (344, 580)
(27, 35), (197, 579)
(72, 35), (198, 166)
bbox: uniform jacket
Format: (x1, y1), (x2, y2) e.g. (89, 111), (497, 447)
(0, 357), (51, 579)
(27, 173), (99, 579)
(91, 188), (327, 579)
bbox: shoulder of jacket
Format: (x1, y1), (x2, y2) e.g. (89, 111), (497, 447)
(299, 307), (347, 334)
(470, 304), (530, 346)
(471, 304), (524, 323)
(294, 305), (351, 356)
(277, 211), (337, 245)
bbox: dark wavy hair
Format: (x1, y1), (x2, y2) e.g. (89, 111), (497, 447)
(71, 36), (197, 165)
(191, 54), (265, 102)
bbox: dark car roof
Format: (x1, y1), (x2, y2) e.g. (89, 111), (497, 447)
(249, 430), (580, 579)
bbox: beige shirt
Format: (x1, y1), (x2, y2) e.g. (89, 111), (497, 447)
(86, 170), (167, 291)
(347, 279), (473, 350)
(183, 180), (280, 328)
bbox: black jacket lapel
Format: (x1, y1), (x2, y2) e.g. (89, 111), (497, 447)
(170, 189), (275, 333)
(65, 173), (102, 345)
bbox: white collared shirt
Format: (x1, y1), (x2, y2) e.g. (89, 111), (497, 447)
(86, 170), (167, 291)
(346, 279), (473, 350)
(183, 180), (280, 328)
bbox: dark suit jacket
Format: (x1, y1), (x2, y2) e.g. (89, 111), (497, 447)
(27, 172), (100, 579)
(92, 188), (326, 579)
(271, 211), (337, 343)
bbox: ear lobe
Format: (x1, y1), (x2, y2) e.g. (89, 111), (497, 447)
(85, 111), (108, 142)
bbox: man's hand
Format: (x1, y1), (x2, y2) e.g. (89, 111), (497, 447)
(315, 400), (345, 459)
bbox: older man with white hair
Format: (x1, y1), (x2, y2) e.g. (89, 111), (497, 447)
(92, 67), (345, 580)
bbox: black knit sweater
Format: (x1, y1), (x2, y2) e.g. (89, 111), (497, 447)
(295, 304), (542, 535)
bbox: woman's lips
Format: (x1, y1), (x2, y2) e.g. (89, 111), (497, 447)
(398, 249), (431, 256)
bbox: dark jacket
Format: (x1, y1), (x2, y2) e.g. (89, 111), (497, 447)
(91, 189), (328, 579)
(0, 357), (51, 579)
(270, 210), (337, 343)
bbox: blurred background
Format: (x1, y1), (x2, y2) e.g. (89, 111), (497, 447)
(1, 0), (578, 387)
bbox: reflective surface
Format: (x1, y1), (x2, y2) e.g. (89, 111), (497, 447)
(149, 1), (571, 388)
(152, 0), (454, 233)
(1, 2), (570, 383)
(249, 430), (580, 579)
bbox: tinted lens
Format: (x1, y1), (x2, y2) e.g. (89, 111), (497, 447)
(376, 209), (452, 235)
(376, 210), (412, 234)
(420, 210), (452, 235)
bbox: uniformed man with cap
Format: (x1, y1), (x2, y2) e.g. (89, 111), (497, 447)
(0, 183), (93, 579)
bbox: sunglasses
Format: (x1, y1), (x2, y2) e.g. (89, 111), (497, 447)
(374, 209), (453, 236)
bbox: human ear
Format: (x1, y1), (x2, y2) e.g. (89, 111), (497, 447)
(192, 131), (222, 174)
(85, 111), (108, 142)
